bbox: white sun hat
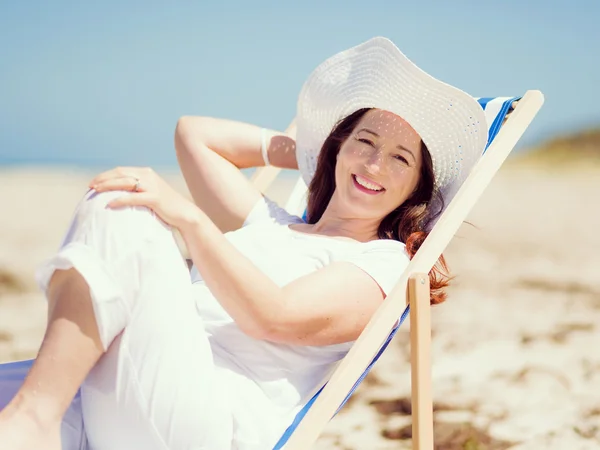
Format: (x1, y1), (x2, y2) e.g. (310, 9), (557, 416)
(295, 36), (489, 204)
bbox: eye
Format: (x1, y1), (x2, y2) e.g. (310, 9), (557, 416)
(393, 154), (409, 164)
(357, 137), (375, 146)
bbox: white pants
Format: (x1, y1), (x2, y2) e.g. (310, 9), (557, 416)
(36, 190), (234, 450)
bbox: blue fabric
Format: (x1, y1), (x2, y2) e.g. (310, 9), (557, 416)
(0, 359), (33, 374)
(482, 97), (521, 151)
(333, 305), (410, 416)
(272, 385), (326, 450)
(0, 359), (34, 410)
(477, 97), (495, 111)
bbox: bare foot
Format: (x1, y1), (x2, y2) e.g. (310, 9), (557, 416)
(0, 409), (62, 450)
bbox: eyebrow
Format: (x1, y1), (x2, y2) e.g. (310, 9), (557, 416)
(356, 128), (417, 162)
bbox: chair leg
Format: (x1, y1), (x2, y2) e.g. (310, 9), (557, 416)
(409, 273), (433, 450)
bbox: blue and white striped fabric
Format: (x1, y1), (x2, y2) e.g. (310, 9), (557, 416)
(272, 96), (519, 449)
(0, 97), (519, 450)
(477, 97), (520, 150)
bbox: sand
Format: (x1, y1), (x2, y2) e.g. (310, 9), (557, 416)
(1, 164), (599, 449)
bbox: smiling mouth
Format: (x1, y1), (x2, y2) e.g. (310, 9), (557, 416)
(352, 174), (385, 195)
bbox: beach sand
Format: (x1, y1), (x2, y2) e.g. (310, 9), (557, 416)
(1, 164), (599, 449)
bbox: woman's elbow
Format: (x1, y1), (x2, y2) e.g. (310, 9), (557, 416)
(237, 314), (286, 342)
(248, 317), (307, 344)
(239, 321), (273, 342)
(174, 116), (205, 154)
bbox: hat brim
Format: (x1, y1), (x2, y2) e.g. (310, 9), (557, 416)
(295, 36), (488, 199)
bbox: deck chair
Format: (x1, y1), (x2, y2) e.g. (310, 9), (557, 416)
(250, 92), (545, 449)
(0, 92), (544, 450)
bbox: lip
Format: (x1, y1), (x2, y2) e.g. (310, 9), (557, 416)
(352, 174), (385, 195)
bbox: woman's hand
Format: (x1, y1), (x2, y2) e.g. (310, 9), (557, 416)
(89, 166), (200, 229)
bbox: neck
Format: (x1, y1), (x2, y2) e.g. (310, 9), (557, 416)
(312, 201), (380, 242)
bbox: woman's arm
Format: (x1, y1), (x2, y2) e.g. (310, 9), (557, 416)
(179, 209), (385, 347)
(175, 116), (297, 232)
(93, 164), (384, 347)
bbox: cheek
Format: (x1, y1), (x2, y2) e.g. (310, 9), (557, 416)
(386, 165), (415, 188)
(387, 169), (420, 198)
(341, 144), (370, 160)
(388, 164), (409, 176)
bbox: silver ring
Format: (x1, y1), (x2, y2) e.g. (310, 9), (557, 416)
(133, 178), (141, 192)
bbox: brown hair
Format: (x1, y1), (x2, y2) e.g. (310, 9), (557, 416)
(306, 108), (450, 305)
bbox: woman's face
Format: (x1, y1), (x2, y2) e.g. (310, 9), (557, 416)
(334, 109), (423, 219)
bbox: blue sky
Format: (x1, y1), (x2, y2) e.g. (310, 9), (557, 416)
(0, 0), (598, 167)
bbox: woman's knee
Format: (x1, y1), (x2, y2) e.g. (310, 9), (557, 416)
(62, 189), (173, 257)
(83, 189), (167, 236)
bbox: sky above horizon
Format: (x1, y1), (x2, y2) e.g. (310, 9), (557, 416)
(1, 0), (598, 168)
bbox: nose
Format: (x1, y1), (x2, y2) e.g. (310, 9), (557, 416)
(365, 149), (385, 174)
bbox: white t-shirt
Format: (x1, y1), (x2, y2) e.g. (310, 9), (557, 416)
(189, 197), (410, 448)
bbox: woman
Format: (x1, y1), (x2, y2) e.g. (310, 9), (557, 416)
(0, 37), (488, 449)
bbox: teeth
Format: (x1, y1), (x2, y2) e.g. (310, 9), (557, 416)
(355, 175), (383, 191)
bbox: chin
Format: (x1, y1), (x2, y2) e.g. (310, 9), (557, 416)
(342, 201), (388, 221)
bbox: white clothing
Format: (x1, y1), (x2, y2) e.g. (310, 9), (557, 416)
(35, 190), (410, 449)
(192, 197), (409, 447)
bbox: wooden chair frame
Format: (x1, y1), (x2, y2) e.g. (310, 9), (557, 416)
(251, 90), (544, 449)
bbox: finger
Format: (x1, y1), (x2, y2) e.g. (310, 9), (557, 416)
(89, 167), (130, 185)
(89, 167), (142, 187)
(92, 177), (142, 193)
(106, 192), (155, 209)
